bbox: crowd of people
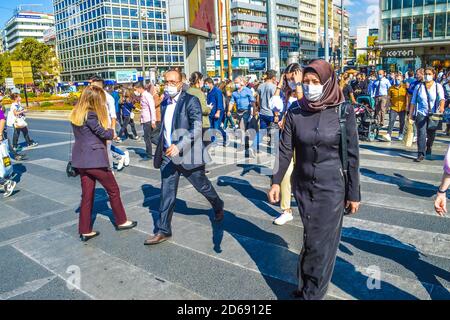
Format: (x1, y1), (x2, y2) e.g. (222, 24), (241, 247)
(1, 60), (450, 300)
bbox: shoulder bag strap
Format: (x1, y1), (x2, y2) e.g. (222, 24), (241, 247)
(338, 103), (348, 185)
(423, 84), (433, 114)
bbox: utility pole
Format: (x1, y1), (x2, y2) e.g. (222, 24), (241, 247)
(267, 0), (280, 76)
(324, 0), (329, 63)
(224, 0), (232, 79)
(217, 0), (225, 80)
(340, 0), (344, 72)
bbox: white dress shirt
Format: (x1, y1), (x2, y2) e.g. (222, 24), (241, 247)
(163, 92), (181, 148)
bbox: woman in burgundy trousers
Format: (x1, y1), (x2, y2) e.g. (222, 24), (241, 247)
(69, 86), (137, 242)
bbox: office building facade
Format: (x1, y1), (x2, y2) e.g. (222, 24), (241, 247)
(380, 0), (450, 73)
(298, 0), (319, 62)
(332, 3), (349, 62)
(207, 0), (300, 76)
(53, 0), (185, 82)
(2, 11), (55, 52)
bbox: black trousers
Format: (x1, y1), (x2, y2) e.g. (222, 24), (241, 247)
(150, 122), (161, 145)
(142, 122), (154, 157)
(118, 116), (138, 138)
(155, 155), (224, 236)
(13, 127), (33, 148)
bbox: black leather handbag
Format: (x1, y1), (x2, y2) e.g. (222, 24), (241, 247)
(66, 128), (79, 178)
(66, 161), (78, 177)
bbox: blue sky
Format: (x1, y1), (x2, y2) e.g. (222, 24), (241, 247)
(1, 0), (379, 36)
(335, 0), (381, 35)
(0, 1), (53, 26)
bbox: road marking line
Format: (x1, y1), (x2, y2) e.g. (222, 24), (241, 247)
(0, 276), (57, 300)
(29, 129), (71, 135)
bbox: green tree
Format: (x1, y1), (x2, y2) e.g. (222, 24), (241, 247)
(9, 38), (61, 88)
(357, 53), (368, 65)
(0, 51), (12, 84)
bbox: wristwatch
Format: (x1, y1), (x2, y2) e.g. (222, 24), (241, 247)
(437, 187), (448, 194)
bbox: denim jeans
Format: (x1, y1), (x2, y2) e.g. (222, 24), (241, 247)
(415, 113), (436, 156)
(387, 110), (405, 136)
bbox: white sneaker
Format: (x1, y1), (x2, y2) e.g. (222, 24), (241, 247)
(124, 151), (130, 166)
(117, 156), (125, 171)
(384, 134), (391, 142)
(413, 136), (417, 143)
(274, 210), (293, 225)
(3, 180), (16, 198)
(398, 134), (404, 141)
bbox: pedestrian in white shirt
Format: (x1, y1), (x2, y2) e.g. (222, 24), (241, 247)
(409, 67), (445, 162)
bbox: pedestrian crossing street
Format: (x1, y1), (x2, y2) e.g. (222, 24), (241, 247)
(1, 132), (450, 300)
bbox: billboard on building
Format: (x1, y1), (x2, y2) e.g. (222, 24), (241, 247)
(116, 70), (138, 84)
(168, 0), (216, 38)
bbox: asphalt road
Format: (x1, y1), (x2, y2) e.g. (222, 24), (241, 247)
(1, 117), (450, 300)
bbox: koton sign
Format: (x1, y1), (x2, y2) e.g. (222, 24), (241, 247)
(382, 49), (415, 58)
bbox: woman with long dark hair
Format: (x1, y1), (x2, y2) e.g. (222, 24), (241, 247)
(268, 60), (361, 299)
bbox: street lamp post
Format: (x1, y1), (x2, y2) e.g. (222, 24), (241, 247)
(340, 0), (344, 72)
(324, 0), (329, 63)
(138, 3), (146, 82)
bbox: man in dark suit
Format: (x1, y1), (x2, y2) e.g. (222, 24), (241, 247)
(144, 70), (224, 245)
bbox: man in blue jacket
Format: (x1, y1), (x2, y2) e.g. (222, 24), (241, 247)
(204, 78), (227, 146)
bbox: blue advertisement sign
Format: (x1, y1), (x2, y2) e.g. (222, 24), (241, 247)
(249, 58), (267, 72)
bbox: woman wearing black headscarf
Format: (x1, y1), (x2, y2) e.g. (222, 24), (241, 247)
(268, 60), (361, 300)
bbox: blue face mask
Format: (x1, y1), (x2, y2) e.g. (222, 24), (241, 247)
(203, 85), (210, 91)
(395, 80), (401, 86)
(378, 75), (383, 80)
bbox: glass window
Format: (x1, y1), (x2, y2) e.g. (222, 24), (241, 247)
(412, 15), (422, 38)
(131, 21), (138, 28)
(121, 8), (129, 16)
(423, 14), (433, 38)
(122, 20), (130, 28)
(448, 12), (450, 36)
(393, 0), (401, 9)
(115, 43), (123, 50)
(436, 0), (446, 3)
(403, 0), (412, 7)
(382, 19), (391, 41)
(435, 13), (445, 37)
(392, 18), (401, 40)
(106, 31), (113, 39)
(125, 56), (132, 62)
(425, 0), (434, 5)
(116, 56), (124, 63)
(132, 32), (139, 39)
(114, 31), (122, 39)
(113, 19), (121, 27)
(112, 7), (120, 15)
(401, 16), (411, 40)
(383, 0), (391, 10)
(414, 0), (423, 6)
(123, 31), (131, 39)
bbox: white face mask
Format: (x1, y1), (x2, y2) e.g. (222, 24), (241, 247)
(165, 85), (179, 97)
(134, 91), (140, 96)
(288, 81), (296, 90)
(425, 75), (434, 82)
(303, 83), (324, 102)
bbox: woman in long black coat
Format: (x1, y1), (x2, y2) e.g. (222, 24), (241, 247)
(268, 60), (361, 300)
